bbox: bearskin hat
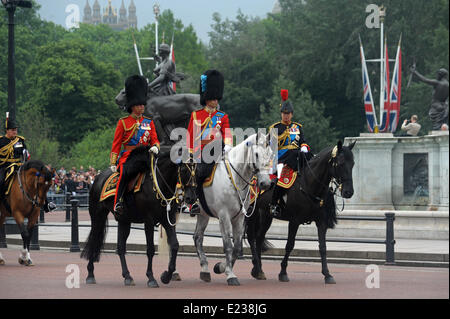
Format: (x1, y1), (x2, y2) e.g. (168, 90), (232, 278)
(199, 70), (224, 106)
(280, 89), (294, 113)
(125, 75), (148, 113)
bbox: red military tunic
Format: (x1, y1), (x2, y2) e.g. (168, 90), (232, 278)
(187, 108), (232, 156)
(110, 114), (159, 205)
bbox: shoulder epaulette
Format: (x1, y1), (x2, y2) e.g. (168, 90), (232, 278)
(120, 115), (129, 120)
(215, 111), (225, 117)
(269, 121), (282, 130)
(292, 122), (303, 127)
(17, 135), (26, 140)
(143, 115), (152, 120)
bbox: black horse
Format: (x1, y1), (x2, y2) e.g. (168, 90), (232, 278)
(246, 140), (356, 284)
(81, 146), (197, 287)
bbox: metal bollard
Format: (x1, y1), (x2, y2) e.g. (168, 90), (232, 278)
(30, 221), (40, 251)
(39, 207), (45, 223)
(0, 224), (7, 248)
(70, 199), (80, 252)
(65, 193), (71, 222)
(385, 212), (396, 265)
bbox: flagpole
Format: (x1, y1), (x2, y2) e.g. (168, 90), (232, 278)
(378, 6), (386, 133)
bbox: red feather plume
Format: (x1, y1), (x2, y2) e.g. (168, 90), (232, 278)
(280, 89), (288, 101)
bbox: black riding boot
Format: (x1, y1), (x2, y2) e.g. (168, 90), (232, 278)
(114, 179), (127, 219)
(269, 184), (284, 218)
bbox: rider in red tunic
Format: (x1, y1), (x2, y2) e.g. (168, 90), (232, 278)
(186, 70), (232, 214)
(110, 75), (160, 216)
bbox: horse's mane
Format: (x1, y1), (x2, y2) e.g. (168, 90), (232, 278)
(22, 160), (53, 181)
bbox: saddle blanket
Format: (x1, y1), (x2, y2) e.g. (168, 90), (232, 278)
(202, 160), (236, 188)
(276, 165), (297, 189)
(99, 172), (145, 202)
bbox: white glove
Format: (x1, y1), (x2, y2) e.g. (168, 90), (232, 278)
(301, 146), (308, 153)
(150, 145), (159, 155)
(110, 165), (117, 173)
(224, 145), (232, 154)
(295, 134), (300, 142)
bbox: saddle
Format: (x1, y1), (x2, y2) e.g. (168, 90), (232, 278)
(99, 172), (146, 202)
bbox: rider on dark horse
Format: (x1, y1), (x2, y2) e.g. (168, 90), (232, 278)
(0, 116), (55, 213)
(268, 89), (312, 218)
(110, 75), (161, 217)
(186, 70), (232, 215)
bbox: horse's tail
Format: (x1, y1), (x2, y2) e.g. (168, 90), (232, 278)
(323, 189), (338, 229)
(80, 175), (109, 262)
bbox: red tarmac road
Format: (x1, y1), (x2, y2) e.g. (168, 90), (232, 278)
(0, 248), (448, 299)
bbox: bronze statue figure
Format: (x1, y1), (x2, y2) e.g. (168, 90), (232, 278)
(116, 46), (201, 148)
(410, 66), (449, 130)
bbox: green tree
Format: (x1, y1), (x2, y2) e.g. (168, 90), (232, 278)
(259, 75), (338, 153)
(25, 38), (122, 149)
(61, 127), (115, 171)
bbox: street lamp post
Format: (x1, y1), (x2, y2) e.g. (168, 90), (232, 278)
(1, 0), (32, 123)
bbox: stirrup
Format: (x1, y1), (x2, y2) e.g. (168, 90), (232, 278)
(190, 202), (200, 216)
(114, 201), (124, 216)
(269, 204), (281, 218)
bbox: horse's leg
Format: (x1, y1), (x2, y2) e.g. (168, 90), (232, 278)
(160, 223), (179, 285)
(279, 221), (300, 282)
(117, 221), (135, 286)
(246, 213), (261, 279)
(143, 221), (158, 288)
(215, 212), (240, 286)
(193, 213), (211, 282)
(317, 222), (336, 284)
(0, 212), (6, 265)
(230, 213), (245, 268)
(255, 210), (273, 279)
(17, 221), (33, 266)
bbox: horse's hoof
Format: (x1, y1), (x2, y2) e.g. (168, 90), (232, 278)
(325, 276), (336, 284)
(200, 272), (211, 282)
(278, 273), (289, 282)
(86, 277), (96, 285)
(147, 279), (159, 288)
(251, 268), (266, 280)
(213, 262), (225, 274)
(160, 271), (172, 284)
(0, 259), (5, 265)
(172, 273), (182, 281)
(124, 277), (135, 286)
(227, 277), (240, 286)
(19, 258), (33, 266)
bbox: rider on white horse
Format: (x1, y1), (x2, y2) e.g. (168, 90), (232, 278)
(186, 70), (232, 214)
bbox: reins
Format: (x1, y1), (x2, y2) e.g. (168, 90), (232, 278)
(17, 164), (41, 209)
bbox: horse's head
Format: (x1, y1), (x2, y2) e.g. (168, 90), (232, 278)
(329, 140), (356, 198)
(21, 160), (54, 206)
(243, 132), (274, 191)
(177, 157), (197, 205)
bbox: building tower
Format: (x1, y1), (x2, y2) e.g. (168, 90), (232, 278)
(128, 0), (137, 28)
(103, 0), (117, 25)
(83, 0), (92, 24)
(92, 0), (101, 25)
(119, 0), (128, 29)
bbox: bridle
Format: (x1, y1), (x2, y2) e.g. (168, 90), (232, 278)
(300, 145), (348, 208)
(17, 165), (45, 212)
(151, 154), (197, 226)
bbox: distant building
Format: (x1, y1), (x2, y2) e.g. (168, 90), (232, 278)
(272, 0), (281, 14)
(83, 0), (137, 30)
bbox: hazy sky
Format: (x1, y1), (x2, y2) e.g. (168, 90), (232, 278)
(36, 0), (278, 43)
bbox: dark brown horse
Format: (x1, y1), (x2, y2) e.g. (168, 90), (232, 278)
(0, 160), (53, 266)
(246, 141), (355, 284)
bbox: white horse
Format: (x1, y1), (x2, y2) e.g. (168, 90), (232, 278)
(193, 133), (273, 286)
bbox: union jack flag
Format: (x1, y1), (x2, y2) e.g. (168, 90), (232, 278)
(360, 36), (377, 132)
(379, 38), (391, 132)
(388, 36), (402, 132)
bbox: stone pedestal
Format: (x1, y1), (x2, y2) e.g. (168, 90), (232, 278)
(344, 131), (449, 211)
